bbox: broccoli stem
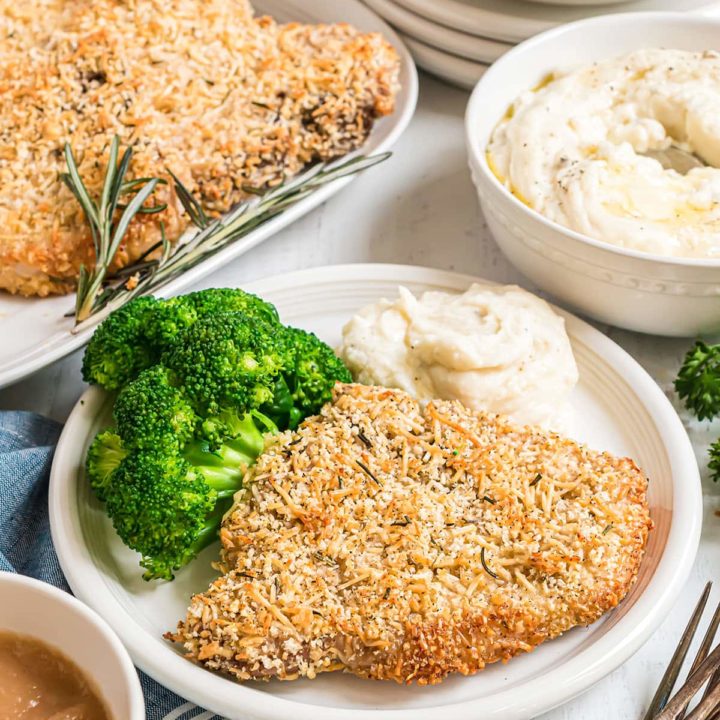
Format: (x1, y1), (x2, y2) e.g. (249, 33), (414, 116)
(190, 497), (234, 554)
(262, 376), (303, 429)
(183, 439), (254, 493)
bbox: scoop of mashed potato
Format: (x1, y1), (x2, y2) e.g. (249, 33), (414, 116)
(339, 284), (578, 429)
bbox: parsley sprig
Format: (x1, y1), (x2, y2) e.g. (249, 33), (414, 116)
(675, 340), (720, 481)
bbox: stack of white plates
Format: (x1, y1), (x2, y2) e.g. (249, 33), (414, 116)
(365, 0), (720, 89)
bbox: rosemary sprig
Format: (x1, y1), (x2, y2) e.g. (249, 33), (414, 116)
(68, 145), (390, 332)
(61, 136), (166, 323)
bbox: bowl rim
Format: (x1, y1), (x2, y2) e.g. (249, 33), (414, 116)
(465, 10), (720, 269)
(0, 571), (146, 720)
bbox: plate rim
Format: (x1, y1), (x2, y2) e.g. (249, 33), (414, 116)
(0, 0), (418, 391)
(49, 263), (702, 720)
(401, 34), (488, 90)
(390, 0), (720, 43)
(362, 0), (511, 63)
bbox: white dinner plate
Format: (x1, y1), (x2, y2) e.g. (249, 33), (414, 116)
(402, 35), (488, 90)
(363, 0), (511, 63)
(0, 0), (417, 391)
(49, 264), (702, 720)
(391, 0), (720, 43)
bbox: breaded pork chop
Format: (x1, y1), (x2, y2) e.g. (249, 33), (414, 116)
(0, 0), (399, 296)
(169, 384), (651, 684)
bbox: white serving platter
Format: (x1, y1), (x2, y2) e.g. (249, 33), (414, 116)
(49, 264), (702, 720)
(363, 0), (512, 63)
(402, 34), (489, 90)
(0, 0), (417, 391)
(390, 0), (720, 43)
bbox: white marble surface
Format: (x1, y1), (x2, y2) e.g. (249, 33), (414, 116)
(1, 73), (719, 719)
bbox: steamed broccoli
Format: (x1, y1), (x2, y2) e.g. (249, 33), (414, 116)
(86, 430), (127, 501)
(82, 288), (280, 391)
(88, 363), (274, 580)
(163, 312), (285, 418)
(145, 288), (280, 353)
(113, 366), (197, 452)
(100, 427), (268, 581)
(263, 327), (352, 428)
(81, 296), (161, 391)
(284, 326), (353, 415)
(186, 287), (279, 325)
(103, 450), (216, 579)
(83, 287), (352, 580)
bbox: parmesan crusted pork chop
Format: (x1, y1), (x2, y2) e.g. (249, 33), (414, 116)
(169, 384), (651, 685)
(0, 0), (400, 296)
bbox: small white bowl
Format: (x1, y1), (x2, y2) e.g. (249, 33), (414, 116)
(0, 572), (145, 720)
(465, 12), (720, 337)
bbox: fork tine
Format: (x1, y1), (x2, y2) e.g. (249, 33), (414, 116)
(655, 643), (720, 720)
(703, 670), (720, 720)
(682, 678), (720, 720)
(643, 583), (713, 720)
(701, 661), (720, 707)
(677, 599), (720, 720)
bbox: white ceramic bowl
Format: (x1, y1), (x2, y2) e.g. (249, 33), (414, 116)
(0, 572), (145, 720)
(465, 12), (720, 337)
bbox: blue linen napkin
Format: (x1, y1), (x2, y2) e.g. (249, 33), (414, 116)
(0, 410), (221, 720)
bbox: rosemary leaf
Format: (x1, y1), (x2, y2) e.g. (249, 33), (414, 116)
(481, 547), (498, 579)
(63, 135), (165, 323)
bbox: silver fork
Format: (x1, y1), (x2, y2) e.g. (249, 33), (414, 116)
(642, 582), (720, 720)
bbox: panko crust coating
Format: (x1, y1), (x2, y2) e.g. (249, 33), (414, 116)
(169, 384), (651, 684)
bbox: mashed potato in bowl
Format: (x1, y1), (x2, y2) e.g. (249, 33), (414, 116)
(487, 49), (720, 258)
(339, 284), (578, 430)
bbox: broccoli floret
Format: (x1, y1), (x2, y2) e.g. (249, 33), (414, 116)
(88, 329), (279, 580)
(285, 326), (352, 414)
(163, 312), (285, 421)
(82, 289), (281, 392)
(87, 407), (275, 580)
(82, 296), (160, 391)
(114, 366), (197, 452)
(263, 327), (351, 428)
(186, 287), (280, 326)
(145, 296), (199, 351)
(675, 341), (720, 421)
(104, 450), (217, 581)
(183, 416), (265, 490)
(86, 430), (127, 501)
(144, 289), (280, 356)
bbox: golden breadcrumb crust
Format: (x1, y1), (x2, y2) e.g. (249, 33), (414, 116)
(0, 0), (400, 296)
(168, 384), (652, 685)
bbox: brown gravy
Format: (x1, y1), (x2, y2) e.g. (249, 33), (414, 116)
(0, 631), (112, 719)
